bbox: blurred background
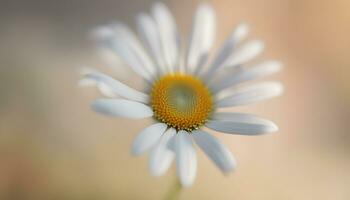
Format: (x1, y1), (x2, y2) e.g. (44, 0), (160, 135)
(1, 0), (350, 199)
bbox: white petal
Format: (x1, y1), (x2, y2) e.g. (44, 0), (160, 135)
(131, 123), (168, 156)
(78, 68), (118, 97)
(212, 112), (279, 124)
(91, 99), (153, 119)
(90, 26), (115, 42)
(79, 67), (98, 76)
(137, 13), (166, 74)
(95, 47), (129, 76)
(200, 23), (249, 79)
(96, 82), (118, 98)
(175, 131), (197, 187)
(225, 40), (264, 67)
(78, 77), (96, 87)
(148, 128), (176, 176)
(193, 130), (236, 173)
(91, 26), (146, 75)
(152, 2), (179, 72)
(216, 82), (283, 107)
(85, 72), (148, 103)
(231, 22), (249, 43)
(212, 60), (283, 92)
(210, 22), (249, 70)
(206, 112), (278, 135)
(93, 25), (152, 81)
(111, 22), (157, 77)
(186, 3), (216, 74)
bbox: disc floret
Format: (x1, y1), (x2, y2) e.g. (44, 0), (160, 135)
(150, 73), (213, 131)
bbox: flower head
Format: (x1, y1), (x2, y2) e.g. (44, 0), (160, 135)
(80, 2), (283, 187)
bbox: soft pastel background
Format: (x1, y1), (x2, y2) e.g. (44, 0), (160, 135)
(1, 0), (349, 199)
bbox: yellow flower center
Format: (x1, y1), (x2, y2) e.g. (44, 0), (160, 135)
(150, 73), (213, 131)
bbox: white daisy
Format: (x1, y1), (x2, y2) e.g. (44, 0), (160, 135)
(81, 2), (283, 187)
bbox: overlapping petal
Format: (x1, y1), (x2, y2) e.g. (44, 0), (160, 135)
(137, 13), (166, 74)
(92, 25), (154, 81)
(193, 130), (236, 173)
(79, 68), (117, 98)
(211, 60), (283, 92)
(200, 23), (249, 80)
(186, 3), (216, 74)
(175, 131), (197, 187)
(225, 40), (264, 67)
(91, 99), (153, 119)
(152, 2), (179, 72)
(216, 82), (283, 107)
(206, 112), (278, 135)
(131, 123), (168, 155)
(85, 72), (148, 103)
(149, 128), (176, 176)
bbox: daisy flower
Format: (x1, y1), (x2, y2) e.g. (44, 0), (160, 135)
(80, 2), (283, 187)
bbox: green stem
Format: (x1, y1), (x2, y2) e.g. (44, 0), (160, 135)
(164, 178), (182, 200)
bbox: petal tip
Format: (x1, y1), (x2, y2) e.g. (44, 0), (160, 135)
(270, 123), (279, 133)
(90, 26), (114, 42)
(180, 178), (194, 188)
(234, 22), (249, 40)
(130, 146), (140, 156)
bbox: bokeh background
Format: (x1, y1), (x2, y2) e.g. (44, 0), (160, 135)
(1, 0), (350, 199)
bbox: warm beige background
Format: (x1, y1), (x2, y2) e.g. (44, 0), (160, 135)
(1, 0), (350, 199)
